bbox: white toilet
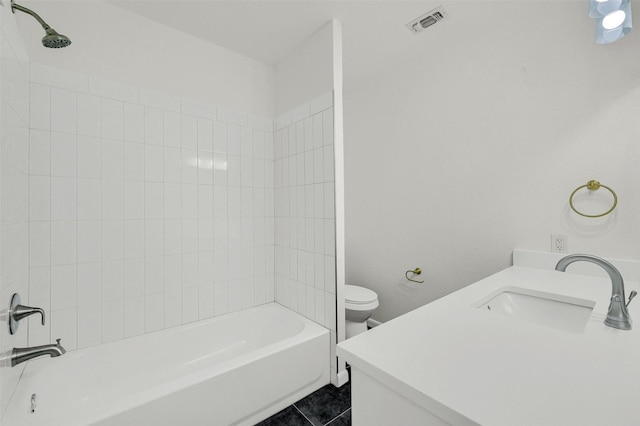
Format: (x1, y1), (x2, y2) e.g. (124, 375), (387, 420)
(345, 285), (379, 339)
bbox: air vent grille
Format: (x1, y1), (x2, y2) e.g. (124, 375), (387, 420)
(407, 6), (448, 34)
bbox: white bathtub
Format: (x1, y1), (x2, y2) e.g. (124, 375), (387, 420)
(2, 303), (330, 426)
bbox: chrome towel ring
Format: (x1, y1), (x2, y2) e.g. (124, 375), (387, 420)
(569, 180), (618, 218)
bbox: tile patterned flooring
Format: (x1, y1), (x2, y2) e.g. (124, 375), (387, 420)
(256, 381), (351, 426)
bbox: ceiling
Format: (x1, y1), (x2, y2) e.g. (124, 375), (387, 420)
(109, 1), (441, 65)
(18, 1), (619, 103)
(109, 1), (611, 68)
(19, 0), (629, 71)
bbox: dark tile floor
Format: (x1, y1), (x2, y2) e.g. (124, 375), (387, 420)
(256, 381), (351, 426)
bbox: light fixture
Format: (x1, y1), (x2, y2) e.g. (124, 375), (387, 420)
(603, 10), (627, 28)
(589, 0), (632, 44)
(589, 0), (623, 18)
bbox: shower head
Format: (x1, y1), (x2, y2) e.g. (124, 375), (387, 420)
(42, 28), (71, 49)
(11, 1), (71, 49)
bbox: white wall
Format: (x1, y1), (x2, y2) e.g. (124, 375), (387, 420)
(0, 5), (30, 417)
(25, 64), (275, 351)
(18, 1), (274, 118)
(274, 22), (334, 116)
(344, 1), (640, 322)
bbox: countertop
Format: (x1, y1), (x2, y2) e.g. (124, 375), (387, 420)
(337, 266), (640, 426)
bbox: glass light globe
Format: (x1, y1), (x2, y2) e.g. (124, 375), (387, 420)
(602, 10), (626, 29)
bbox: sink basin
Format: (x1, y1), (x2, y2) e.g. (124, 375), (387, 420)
(475, 286), (596, 333)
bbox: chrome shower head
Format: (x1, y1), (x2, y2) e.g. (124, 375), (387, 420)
(11, 1), (71, 49)
(42, 28), (71, 49)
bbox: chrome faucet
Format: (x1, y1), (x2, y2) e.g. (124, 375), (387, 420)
(555, 254), (634, 330)
(11, 338), (66, 367)
(8, 293), (45, 335)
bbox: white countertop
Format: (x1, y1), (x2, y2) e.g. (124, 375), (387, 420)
(337, 266), (640, 426)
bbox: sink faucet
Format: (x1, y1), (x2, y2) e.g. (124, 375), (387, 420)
(555, 254), (633, 330)
(11, 338), (66, 367)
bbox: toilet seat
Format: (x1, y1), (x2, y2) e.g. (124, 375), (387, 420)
(345, 285), (378, 306)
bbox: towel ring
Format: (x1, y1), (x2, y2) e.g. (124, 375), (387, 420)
(405, 268), (424, 284)
(569, 180), (617, 218)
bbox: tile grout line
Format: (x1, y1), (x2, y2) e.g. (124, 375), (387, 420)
(292, 404), (315, 426)
(324, 407), (351, 426)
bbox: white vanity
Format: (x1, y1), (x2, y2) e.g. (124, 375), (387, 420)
(337, 251), (640, 425)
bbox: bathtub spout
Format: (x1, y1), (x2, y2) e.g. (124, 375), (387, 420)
(11, 338), (66, 367)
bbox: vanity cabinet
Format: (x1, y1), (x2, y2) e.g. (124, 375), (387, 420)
(338, 265), (640, 426)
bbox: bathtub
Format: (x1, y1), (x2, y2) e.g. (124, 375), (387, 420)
(2, 303), (330, 425)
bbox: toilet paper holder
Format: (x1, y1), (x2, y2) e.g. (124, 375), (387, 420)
(405, 268), (424, 284)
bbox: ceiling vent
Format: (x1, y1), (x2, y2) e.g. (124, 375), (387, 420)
(406, 6), (448, 35)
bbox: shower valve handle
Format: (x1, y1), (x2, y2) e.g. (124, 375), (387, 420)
(12, 304), (45, 325)
(9, 293), (45, 335)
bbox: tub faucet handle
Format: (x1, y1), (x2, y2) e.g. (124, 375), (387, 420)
(9, 293), (45, 335)
(13, 305), (45, 325)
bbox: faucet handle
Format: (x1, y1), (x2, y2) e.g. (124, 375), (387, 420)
(626, 291), (637, 307)
(14, 305), (45, 325)
(9, 293), (45, 335)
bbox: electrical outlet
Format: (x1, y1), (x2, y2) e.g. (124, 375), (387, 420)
(551, 234), (568, 253)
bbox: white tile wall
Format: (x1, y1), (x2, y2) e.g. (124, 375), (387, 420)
(1, 6), (31, 418)
(1, 48), (339, 415)
(26, 66), (275, 352)
(273, 95), (337, 334)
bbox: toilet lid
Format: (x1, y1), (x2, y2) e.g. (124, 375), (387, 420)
(345, 285), (378, 304)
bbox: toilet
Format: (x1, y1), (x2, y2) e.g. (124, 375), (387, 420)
(345, 285), (379, 339)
